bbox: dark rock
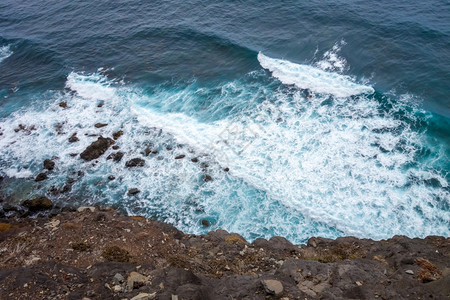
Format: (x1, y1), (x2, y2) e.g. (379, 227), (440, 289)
(112, 130), (123, 140)
(22, 196), (53, 211)
(203, 174), (212, 182)
(166, 146), (172, 150)
(68, 133), (79, 143)
(107, 152), (124, 162)
(191, 157), (198, 163)
(144, 147), (152, 156)
(59, 102), (67, 108)
(80, 137), (114, 161)
(35, 172), (48, 182)
(224, 167), (229, 172)
(43, 159), (55, 170)
(175, 154), (185, 159)
(94, 123), (108, 128)
(125, 158), (145, 168)
(112, 145), (119, 150)
(108, 175), (116, 181)
(200, 162), (208, 169)
(268, 236), (296, 252)
(201, 219), (210, 227)
(128, 188), (140, 195)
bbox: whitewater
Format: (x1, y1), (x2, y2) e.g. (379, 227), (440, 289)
(0, 46), (448, 244)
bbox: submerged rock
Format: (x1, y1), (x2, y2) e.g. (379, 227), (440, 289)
(107, 151), (124, 162)
(175, 154), (185, 159)
(22, 196), (53, 211)
(35, 172), (48, 182)
(128, 188), (140, 195)
(68, 132), (79, 143)
(94, 123), (108, 128)
(80, 137), (114, 161)
(125, 158), (145, 168)
(112, 130), (123, 140)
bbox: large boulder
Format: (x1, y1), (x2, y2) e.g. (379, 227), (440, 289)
(80, 137), (114, 161)
(22, 197), (53, 211)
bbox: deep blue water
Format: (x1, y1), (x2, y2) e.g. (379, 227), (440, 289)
(0, 0), (449, 243)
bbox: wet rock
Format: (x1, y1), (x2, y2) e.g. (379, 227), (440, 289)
(144, 147), (152, 156)
(166, 146), (173, 151)
(128, 188), (140, 195)
(80, 137), (114, 161)
(35, 172), (48, 182)
(108, 175), (116, 180)
(200, 162), (208, 169)
(261, 279), (283, 296)
(125, 158), (145, 168)
(94, 123), (108, 128)
(203, 174), (212, 182)
(175, 154), (185, 159)
(112, 145), (119, 150)
(191, 157), (198, 163)
(69, 133), (79, 143)
(43, 159), (55, 170)
(22, 196), (53, 211)
(112, 130), (123, 140)
(224, 167), (229, 172)
(59, 102), (67, 108)
(127, 271), (148, 291)
(201, 219), (210, 227)
(107, 151), (124, 162)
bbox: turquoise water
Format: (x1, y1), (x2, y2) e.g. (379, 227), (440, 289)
(0, 1), (449, 243)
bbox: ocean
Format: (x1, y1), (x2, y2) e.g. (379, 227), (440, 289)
(0, 0), (449, 244)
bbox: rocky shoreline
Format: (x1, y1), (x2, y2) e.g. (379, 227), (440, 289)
(0, 205), (449, 300)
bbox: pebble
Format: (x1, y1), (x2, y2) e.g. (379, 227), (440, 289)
(405, 270), (414, 275)
(77, 206), (96, 213)
(131, 292), (156, 300)
(127, 271), (148, 291)
(261, 279), (283, 296)
(113, 273), (124, 284)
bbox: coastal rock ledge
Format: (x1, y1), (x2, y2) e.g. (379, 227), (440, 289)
(0, 207), (448, 299)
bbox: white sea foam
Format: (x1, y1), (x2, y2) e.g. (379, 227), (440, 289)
(315, 40), (348, 73)
(0, 71), (448, 243)
(258, 52), (374, 97)
(0, 45), (12, 64)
